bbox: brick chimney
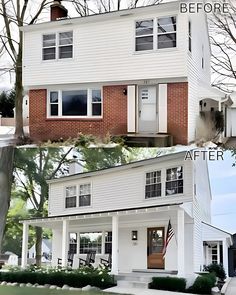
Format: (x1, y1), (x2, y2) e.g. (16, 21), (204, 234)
(50, 0), (68, 21)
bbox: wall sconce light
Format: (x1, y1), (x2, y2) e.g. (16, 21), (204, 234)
(132, 230), (138, 241)
(123, 88), (127, 95)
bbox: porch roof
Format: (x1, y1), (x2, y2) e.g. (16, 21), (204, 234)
(202, 222), (233, 246)
(20, 203), (183, 227)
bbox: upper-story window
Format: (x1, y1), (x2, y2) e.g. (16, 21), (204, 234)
(42, 31), (73, 61)
(65, 186), (77, 208)
(188, 21), (192, 52)
(166, 166), (183, 195)
(48, 89), (102, 118)
(157, 16), (177, 49)
(135, 20), (154, 51)
(145, 171), (162, 199)
(135, 17), (176, 52)
(79, 184), (91, 207)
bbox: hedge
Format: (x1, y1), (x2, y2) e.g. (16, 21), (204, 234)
(203, 263), (226, 281)
(0, 271), (115, 289)
(149, 276), (186, 292)
(187, 273), (216, 294)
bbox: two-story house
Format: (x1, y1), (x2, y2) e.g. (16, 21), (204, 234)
(20, 150), (232, 287)
(21, 0), (231, 145)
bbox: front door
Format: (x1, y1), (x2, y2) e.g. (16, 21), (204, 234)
(138, 86), (158, 133)
(147, 227), (165, 269)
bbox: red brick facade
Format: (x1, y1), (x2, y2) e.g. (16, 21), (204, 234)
(29, 83), (188, 144)
(167, 82), (188, 145)
(29, 86), (127, 142)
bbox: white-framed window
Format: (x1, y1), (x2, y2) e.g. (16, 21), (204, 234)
(80, 232), (102, 254)
(42, 34), (56, 60)
(79, 184), (91, 207)
(65, 186), (77, 208)
(42, 31), (73, 61)
(188, 21), (192, 52)
(135, 19), (154, 51)
(166, 166), (183, 195)
(48, 89), (102, 118)
(69, 233), (77, 254)
(157, 16), (177, 49)
(145, 171), (162, 199)
(135, 16), (177, 52)
(105, 232), (112, 254)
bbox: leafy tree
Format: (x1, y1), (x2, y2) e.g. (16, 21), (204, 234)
(13, 147), (73, 265)
(0, 90), (15, 117)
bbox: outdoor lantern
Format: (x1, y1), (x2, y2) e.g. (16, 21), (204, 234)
(123, 88), (127, 95)
(132, 230), (138, 241)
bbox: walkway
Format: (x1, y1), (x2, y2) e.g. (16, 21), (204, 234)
(105, 287), (195, 295)
(225, 278), (236, 295)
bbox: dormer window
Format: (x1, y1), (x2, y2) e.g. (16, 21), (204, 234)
(135, 20), (154, 51)
(42, 31), (73, 61)
(145, 171), (162, 199)
(166, 166), (183, 195)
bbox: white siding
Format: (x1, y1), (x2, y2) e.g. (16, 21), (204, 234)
(48, 159), (193, 217)
(23, 5), (187, 87)
(187, 12), (212, 142)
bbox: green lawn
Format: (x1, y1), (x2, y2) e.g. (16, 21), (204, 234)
(0, 286), (118, 295)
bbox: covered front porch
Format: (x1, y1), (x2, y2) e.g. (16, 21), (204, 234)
(21, 204), (193, 277)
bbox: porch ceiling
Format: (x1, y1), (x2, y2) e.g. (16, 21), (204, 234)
(20, 203), (184, 229)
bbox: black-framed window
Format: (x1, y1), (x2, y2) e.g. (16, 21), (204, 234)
(49, 91), (59, 116)
(188, 21), (192, 52)
(79, 184), (91, 207)
(135, 20), (154, 51)
(145, 171), (162, 199)
(92, 90), (102, 116)
(166, 166), (183, 195)
(65, 186), (77, 208)
(62, 90), (87, 116)
(79, 232), (102, 254)
(157, 16), (176, 49)
(42, 34), (56, 60)
(105, 232), (112, 254)
(69, 233), (77, 254)
(59, 31), (73, 59)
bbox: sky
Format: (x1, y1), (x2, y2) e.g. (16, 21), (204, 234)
(208, 150), (236, 234)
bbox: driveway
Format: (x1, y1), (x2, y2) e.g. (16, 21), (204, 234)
(225, 278), (236, 295)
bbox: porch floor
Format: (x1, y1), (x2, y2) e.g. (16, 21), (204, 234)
(124, 134), (173, 147)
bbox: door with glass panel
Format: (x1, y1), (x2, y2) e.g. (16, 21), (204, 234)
(147, 227), (164, 269)
(138, 86), (158, 133)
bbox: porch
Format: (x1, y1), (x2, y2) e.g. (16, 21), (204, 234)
(21, 204), (193, 277)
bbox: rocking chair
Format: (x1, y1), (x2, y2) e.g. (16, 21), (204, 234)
(58, 252), (74, 267)
(79, 250), (96, 267)
(100, 253), (112, 269)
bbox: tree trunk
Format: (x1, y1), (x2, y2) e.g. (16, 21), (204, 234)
(0, 146), (14, 253)
(35, 226), (42, 267)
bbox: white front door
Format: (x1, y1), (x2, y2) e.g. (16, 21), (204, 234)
(138, 86), (158, 133)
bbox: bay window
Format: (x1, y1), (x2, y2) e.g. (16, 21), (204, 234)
(48, 89), (102, 118)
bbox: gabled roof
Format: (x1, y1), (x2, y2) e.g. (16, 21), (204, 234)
(47, 150), (190, 184)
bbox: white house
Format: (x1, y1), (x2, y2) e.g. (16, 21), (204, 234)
(20, 150), (233, 286)
(28, 239), (52, 263)
(21, 0), (232, 145)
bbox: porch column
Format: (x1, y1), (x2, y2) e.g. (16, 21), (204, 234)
(61, 219), (69, 267)
(21, 223), (29, 268)
(217, 242), (220, 264)
(222, 239), (229, 277)
(111, 215), (119, 274)
(177, 209), (185, 276)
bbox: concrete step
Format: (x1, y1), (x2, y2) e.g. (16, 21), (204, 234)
(117, 274), (152, 283)
(117, 280), (149, 289)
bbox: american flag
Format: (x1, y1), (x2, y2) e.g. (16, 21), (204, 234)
(162, 220), (174, 257)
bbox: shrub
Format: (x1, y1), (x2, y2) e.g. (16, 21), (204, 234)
(149, 276), (186, 292)
(204, 263), (226, 281)
(187, 273), (216, 294)
(0, 266), (115, 289)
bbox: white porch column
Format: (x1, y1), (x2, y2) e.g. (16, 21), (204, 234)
(177, 209), (185, 276)
(61, 219), (69, 267)
(222, 239), (229, 277)
(217, 242), (220, 264)
(21, 223), (29, 268)
(111, 215), (119, 274)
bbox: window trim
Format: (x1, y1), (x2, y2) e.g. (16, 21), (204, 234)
(42, 33), (56, 61)
(145, 170), (162, 200)
(134, 15), (178, 53)
(165, 166), (184, 196)
(42, 30), (73, 62)
(79, 183), (91, 207)
(64, 183), (92, 210)
(157, 16), (177, 50)
(47, 88), (103, 119)
(65, 185), (77, 209)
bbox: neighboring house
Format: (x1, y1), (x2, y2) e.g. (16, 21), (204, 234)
(28, 239), (52, 262)
(20, 151), (233, 285)
(229, 233), (236, 277)
(21, 0), (232, 145)
(226, 93), (236, 138)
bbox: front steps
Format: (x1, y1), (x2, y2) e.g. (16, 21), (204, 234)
(125, 134), (173, 147)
